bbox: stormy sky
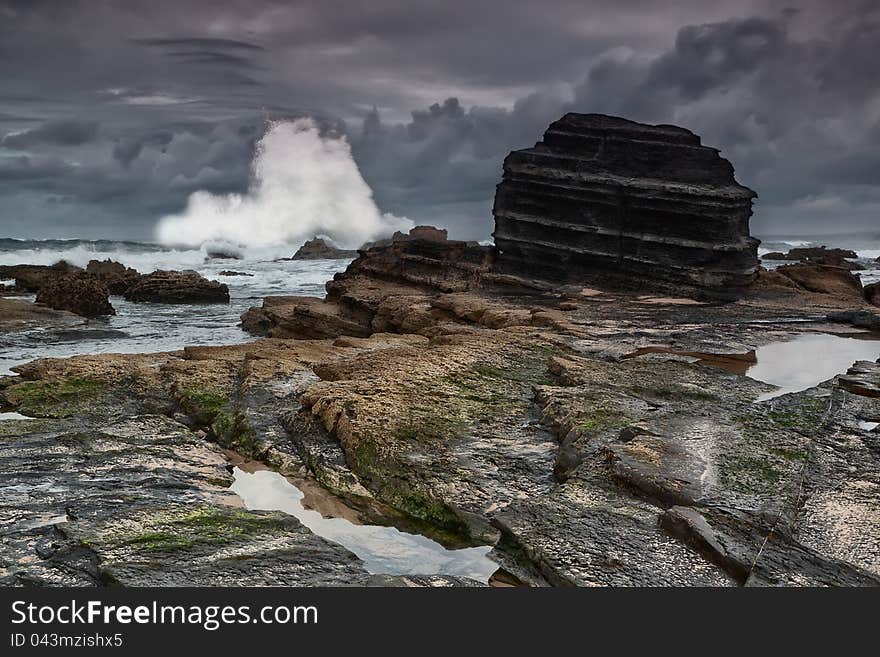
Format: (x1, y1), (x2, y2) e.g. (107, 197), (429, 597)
(0, 0), (878, 241)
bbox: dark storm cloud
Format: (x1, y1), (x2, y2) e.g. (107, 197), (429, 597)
(132, 38), (266, 51)
(0, 0), (877, 239)
(2, 120), (100, 148)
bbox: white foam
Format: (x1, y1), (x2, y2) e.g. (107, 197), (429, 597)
(155, 119), (411, 250)
(0, 243), (206, 272)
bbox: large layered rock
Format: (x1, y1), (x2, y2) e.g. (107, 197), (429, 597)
(35, 275), (115, 317)
(492, 113), (759, 294)
(124, 270), (229, 304)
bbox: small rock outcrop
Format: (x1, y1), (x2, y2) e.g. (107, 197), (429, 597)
(124, 270), (230, 304)
(291, 238), (358, 260)
(762, 246), (863, 270)
(491, 113), (759, 294)
(205, 248), (242, 260)
(35, 275), (115, 317)
(85, 259), (141, 295)
(0, 261), (83, 292)
(764, 263), (864, 297)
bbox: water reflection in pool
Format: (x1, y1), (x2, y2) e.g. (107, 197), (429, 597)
(0, 412), (31, 421)
(744, 333), (880, 401)
(626, 332), (880, 402)
(230, 465), (498, 583)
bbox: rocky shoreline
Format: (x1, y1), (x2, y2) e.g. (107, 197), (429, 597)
(2, 114), (879, 587)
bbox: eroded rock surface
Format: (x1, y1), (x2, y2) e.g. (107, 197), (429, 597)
(7, 278), (880, 587)
(35, 275), (115, 317)
(0, 352), (483, 586)
(85, 259), (141, 295)
(125, 270), (230, 304)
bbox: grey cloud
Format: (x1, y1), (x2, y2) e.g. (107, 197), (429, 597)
(647, 17), (787, 99)
(2, 120), (99, 148)
(132, 38), (266, 51)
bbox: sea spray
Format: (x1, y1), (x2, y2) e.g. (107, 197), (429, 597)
(155, 119), (411, 249)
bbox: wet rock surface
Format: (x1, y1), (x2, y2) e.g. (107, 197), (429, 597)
(35, 275), (115, 317)
(124, 270), (230, 304)
(0, 352), (483, 586)
(0, 298), (81, 333)
(6, 274), (880, 586)
(85, 259), (141, 295)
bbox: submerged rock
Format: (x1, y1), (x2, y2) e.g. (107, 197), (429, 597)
(291, 238), (357, 260)
(491, 113), (759, 295)
(124, 270), (230, 304)
(0, 297), (81, 332)
(35, 275), (115, 317)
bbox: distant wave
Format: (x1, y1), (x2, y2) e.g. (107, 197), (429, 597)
(155, 118), (412, 250)
(0, 238), (318, 272)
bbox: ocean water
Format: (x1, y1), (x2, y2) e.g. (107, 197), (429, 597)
(0, 238), (352, 375)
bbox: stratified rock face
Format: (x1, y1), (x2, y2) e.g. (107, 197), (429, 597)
(292, 238), (357, 260)
(124, 270), (229, 304)
(492, 113), (759, 292)
(35, 275), (115, 317)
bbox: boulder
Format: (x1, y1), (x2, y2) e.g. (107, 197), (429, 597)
(124, 270), (229, 304)
(492, 113), (759, 294)
(35, 275), (115, 317)
(771, 263), (863, 297)
(0, 261), (82, 292)
(85, 259), (141, 295)
(291, 238), (357, 260)
(865, 282), (880, 306)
